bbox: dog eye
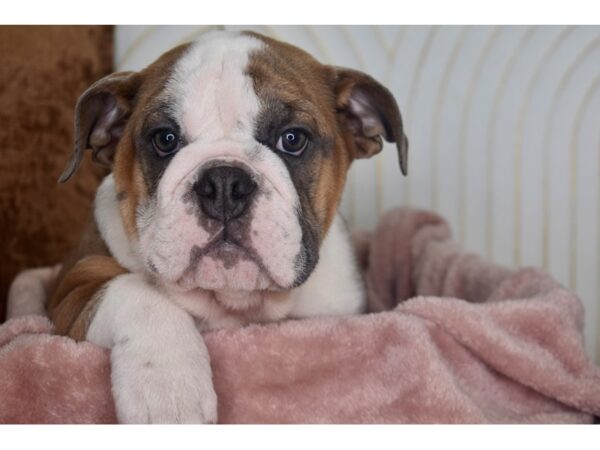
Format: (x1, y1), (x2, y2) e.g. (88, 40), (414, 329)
(152, 129), (180, 157)
(276, 129), (309, 156)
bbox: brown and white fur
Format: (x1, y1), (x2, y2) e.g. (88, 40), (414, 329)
(9, 30), (408, 423)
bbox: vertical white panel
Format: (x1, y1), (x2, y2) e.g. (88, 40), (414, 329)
(453, 26), (500, 248)
(574, 84), (600, 361)
(488, 27), (536, 267)
(114, 25), (150, 66)
(465, 26), (518, 258)
(547, 42), (600, 290)
(430, 26), (470, 236)
(403, 26), (439, 209)
(518, 26), (575, 269)
(412, 26), (463, 212)
(344, 26), (388, 81)
(559, 50), (600, 359)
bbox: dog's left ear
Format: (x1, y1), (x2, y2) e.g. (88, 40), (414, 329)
(333, 68), (408, 175)
(59, 71), (142, 183)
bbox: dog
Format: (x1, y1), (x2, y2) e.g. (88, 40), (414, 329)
(41, 30), (408, 423)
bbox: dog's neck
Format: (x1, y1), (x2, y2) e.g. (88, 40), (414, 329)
(94, 174), (365, 329)
(94, 175), (143, 273)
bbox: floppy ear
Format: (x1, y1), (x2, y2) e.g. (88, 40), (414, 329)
(333, 68), (409, 175)
(59, 71), (142, 183)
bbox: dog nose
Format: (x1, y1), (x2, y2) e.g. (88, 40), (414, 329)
(194, 166), (257, 222)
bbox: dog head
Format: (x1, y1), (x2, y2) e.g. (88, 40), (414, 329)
(61, 30), (408, 293)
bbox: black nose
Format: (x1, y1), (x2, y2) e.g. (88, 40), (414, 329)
(194, 166), (257, 222)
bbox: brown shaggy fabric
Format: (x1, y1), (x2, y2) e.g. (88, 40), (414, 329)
(0, 26), (113, 320)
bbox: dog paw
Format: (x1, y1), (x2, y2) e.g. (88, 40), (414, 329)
(110, 335), (217, 424)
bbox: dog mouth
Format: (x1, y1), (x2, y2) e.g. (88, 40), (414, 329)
(174, 227), (280, 291)
(203, 232), (252, 270)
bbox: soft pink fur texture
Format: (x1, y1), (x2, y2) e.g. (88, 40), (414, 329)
(2, 208), (599, 423)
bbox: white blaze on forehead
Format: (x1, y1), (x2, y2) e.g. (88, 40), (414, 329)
(167, 31), (263, 143)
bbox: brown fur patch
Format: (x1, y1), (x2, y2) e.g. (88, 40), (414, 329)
(48, 255), (127, 340)
(113, 135), (148, 238)
(313, 134), (351, 232)
(47, 217), (121, 340)
(49, 214), (110, 303)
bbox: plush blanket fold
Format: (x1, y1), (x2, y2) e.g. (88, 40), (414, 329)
(1, 208), (599, 423)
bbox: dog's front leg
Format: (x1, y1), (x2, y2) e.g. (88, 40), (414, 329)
(87, 273), (217, 424)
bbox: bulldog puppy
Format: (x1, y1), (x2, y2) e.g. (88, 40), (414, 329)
(45, 30), (408, 423)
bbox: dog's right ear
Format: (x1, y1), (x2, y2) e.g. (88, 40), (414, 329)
(333, 68), (409, 175)
(59, 71), (142, 183)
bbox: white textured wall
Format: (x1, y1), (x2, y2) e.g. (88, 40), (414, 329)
(115, 25), (600, 362)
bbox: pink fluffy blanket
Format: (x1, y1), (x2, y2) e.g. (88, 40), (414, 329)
(2, 208), (600, 424)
